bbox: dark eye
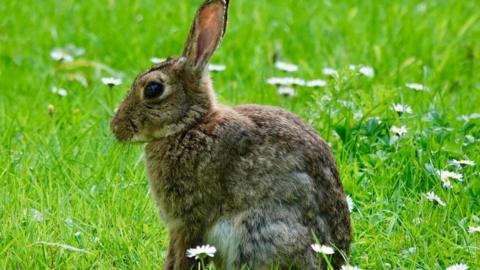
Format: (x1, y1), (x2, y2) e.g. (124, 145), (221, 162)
(144, 82), (165, 99)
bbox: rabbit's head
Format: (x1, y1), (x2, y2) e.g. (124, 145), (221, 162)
(111, 0), (229, 142)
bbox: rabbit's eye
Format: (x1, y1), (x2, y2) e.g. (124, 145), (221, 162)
(144, 82), (165, 99)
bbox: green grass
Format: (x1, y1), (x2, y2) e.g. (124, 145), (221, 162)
(1, 0), (479, 269)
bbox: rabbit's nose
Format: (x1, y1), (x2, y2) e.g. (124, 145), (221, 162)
(110, 117), (127, 140)
(110, 114), (138, 142)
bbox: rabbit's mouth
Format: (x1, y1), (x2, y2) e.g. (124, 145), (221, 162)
(128, 118), (139, 134)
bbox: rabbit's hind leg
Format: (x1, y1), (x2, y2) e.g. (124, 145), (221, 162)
(207, 208), (318, 270)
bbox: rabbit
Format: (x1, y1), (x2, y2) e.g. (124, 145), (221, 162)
(110, 0), (351, 269)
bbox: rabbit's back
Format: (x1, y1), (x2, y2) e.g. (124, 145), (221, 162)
(228, 104), (342, 210)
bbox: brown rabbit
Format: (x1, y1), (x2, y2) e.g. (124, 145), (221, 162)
(111, 0), (351, 269)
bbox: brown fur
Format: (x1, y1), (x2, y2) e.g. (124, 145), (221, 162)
(111, 1), (351, 269)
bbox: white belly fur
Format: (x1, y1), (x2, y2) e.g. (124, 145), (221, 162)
(206, 219), (240, 270)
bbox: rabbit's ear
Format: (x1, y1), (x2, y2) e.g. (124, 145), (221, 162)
(182, 0), (229, 72)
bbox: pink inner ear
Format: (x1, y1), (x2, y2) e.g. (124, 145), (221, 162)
(196, 3), (223, 63)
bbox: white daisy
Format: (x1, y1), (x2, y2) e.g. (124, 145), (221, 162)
(150, 57), (165, 64)
(449, 159), (475, 168)
(267, 77), (306, 86)
(416, 3), (427, 13)
(311, 244), (334, 255)
(353, 110), (364, 120)
(457, 113), (480, 122)
(392, 103), (413, 114)
(406, 83), (429, 91)
(30, 208), (44, 222)
(468, 226), (480, 234)
(341, 265), (361, 270)
(209, 64), (227, 72)
(457, 115), (470, 122)
(346, 195), (354, 213)
(51, 86), (68, 97)
(323, 67), (338, 77)
(65, 44), (85, 56)
(465, 135), (477, 144)
(446, 263), (468, 270)
(186, 245), (217, 260)
(358, 66), (375, 78)
(472, 215), (480, 223)
(135, 15), (144, 22)
(424, 191), (446, 207)
(50, 48), (74, 63)
(338, 100), (355, 109)
(440, 178), (453, 190)
(58, 89), (68, 96)
(401, 246), (417, 256)
(275, 61), (298, 72)
(439, 170), (463, 182)
(390, 125), (408, 136)
(412, 218), (421, 225)
(101, 77), (122, 87)
(277, 86), (296, 97)
(65, 218), (74, 228)
(305, 79), (327, 88)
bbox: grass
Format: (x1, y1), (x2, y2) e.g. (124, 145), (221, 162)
(1, 0), (479, 269)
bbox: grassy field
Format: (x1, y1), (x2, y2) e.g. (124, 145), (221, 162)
(1, 0), (480, 269)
